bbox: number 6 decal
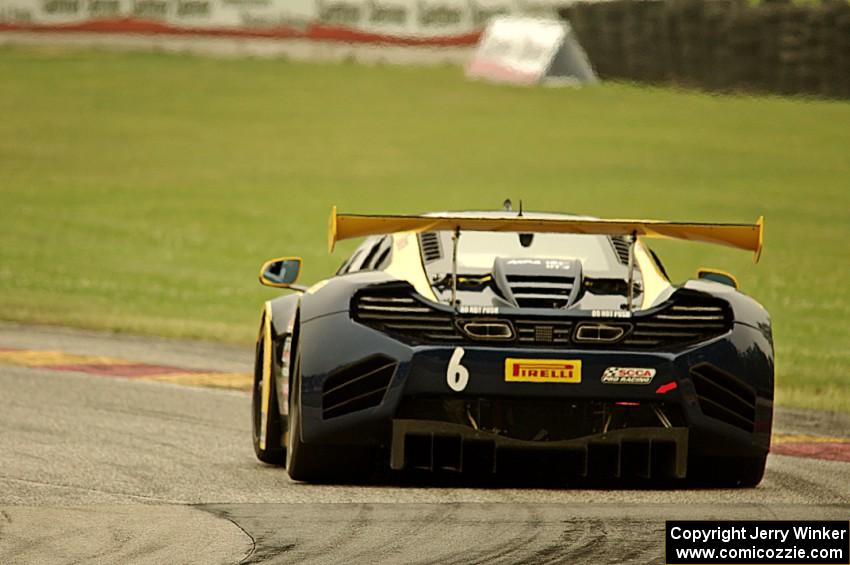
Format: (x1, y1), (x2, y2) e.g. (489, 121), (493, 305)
(446, 347), (469, 392)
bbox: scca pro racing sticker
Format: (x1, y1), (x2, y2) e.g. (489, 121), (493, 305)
(601, 367), (656, 384)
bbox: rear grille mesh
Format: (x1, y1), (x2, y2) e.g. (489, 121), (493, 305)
(355, 295), (460, 342)
(353, 289), (731, 350)
(506, 274), (575, 309)
(516, 320), (572, 344)
(623, 301), (730, 349)
(690, 363), (756, 432)
(322, 355), (398, 419)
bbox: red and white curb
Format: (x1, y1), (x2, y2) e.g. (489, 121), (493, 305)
(771, 433), (850, 463)
(0, 346), (251, 391)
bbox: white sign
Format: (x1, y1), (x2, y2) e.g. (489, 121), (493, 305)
(466, 15), (596, 85)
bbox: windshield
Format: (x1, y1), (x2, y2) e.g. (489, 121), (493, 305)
(444, 231), (619, 272)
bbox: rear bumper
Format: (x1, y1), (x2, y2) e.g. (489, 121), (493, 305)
(298, 312), (773, 461)
(391, 419), (689, 479)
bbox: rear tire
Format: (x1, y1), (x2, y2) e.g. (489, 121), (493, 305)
(252, 319), (286, 465)
(286, 350), (331, 481)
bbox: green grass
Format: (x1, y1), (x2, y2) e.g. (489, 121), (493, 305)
(1, 47), (849, 412)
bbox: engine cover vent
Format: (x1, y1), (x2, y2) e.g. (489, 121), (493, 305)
(419, 232), (443, 263)
(610, 236), (631, 264)
(493, 257), (582, 309)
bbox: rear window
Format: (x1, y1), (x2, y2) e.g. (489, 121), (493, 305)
(443, 231), (618, 272)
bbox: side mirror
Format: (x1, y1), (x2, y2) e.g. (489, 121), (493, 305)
(697, 268), (739, 290)
(259, 257), (302, 289)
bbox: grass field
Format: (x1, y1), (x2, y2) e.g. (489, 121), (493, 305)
(1, 46), (849, 412)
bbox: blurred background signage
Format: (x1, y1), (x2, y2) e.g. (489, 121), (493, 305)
(0, 0), (575, 44)
(466, 16), (596, 85)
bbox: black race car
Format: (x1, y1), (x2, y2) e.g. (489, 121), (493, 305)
(252, 207), (772, 486)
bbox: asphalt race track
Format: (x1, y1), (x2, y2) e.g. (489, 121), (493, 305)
(1, 323), (848, 564)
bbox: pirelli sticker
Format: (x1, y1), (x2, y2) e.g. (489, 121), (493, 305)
(601, 367), (656, 384)
(505, 358), (581, 384)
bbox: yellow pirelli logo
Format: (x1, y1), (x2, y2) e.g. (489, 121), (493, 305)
(504, 358), (582, 383)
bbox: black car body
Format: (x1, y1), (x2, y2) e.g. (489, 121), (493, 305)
(252, 209), (772, 486)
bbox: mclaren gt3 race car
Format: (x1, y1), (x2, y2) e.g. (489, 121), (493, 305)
(252, 207), (773, 487)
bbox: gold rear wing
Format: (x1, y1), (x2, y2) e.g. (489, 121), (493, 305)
(328, 207), (764, 262)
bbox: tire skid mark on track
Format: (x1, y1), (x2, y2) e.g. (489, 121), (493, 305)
(614, 523), (665, 564)
(527, 521), (597, 565)
(203, 506), (290, 565)
(557, 519), (608, 561)
(465, 506), (546, 564)
(562, 519), (657, 565)
(218, 513), (258, 565)
(305, 503), (373, 563)
(417, 507), (478, 565)
(416, 505), (516, 565)
(362, 504), (447, 564)
(202, 504), (848, 565)
(523, 533), (570, 565)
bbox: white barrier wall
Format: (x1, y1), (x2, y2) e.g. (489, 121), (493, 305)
(0, 0), (569, 44)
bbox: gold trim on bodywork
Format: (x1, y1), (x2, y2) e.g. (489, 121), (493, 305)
(259, 302), (272, 451)
(328, 209), (764, 261)
(328, 205), (339, 255)
(635, 241), (673, 310)
(384, 232), (438, 301)
(306, 279), (331, 295)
